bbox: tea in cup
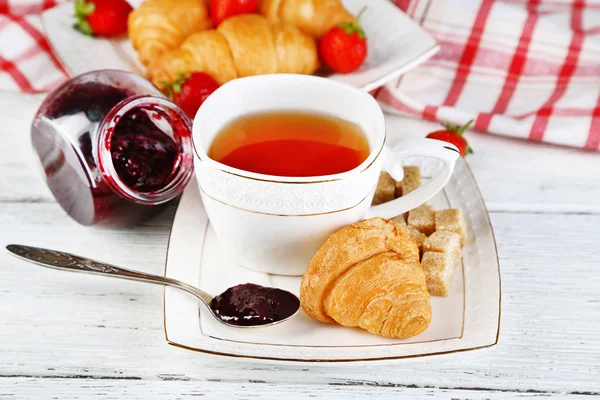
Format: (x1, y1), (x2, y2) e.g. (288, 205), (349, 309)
(193, 75), (459, 275)
(209, 111), (370, 178)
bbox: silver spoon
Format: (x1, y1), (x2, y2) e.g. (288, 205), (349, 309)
(6, 244), (300, 328)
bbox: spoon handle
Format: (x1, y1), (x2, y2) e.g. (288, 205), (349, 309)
(5, 244), (213, 305)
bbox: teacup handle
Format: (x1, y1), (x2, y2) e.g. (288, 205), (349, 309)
(366, 139), (460, 219)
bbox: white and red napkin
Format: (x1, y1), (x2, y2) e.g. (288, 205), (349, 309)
(0, 0), (69, 92)
(378, 0), (600, 150)
(1, 0), (599, 149)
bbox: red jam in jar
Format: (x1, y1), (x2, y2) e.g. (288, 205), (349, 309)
(31, 70), (194, 226)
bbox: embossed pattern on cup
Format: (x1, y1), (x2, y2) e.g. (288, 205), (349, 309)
(195, 160), (382, 215)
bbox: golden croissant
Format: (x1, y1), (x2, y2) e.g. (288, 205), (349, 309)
(260, 0), (355, 38)
(300, 218), (432, 339)
(128, 0), (212, 68)
(148, 14), (319, 88)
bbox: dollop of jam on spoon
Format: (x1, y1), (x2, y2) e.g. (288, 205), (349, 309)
(209, 283), (300, 327)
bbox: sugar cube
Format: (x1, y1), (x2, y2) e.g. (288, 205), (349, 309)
(407, 226), (426, 255)
(372, 172), (396, 205)
(408, 204), (435, 236)
(401, 166), (421, 196)
(435, 209), (468, 246)
(423, 231), (462, 265)
(421, 251), (456, 297)
(391, 214), (407, 225)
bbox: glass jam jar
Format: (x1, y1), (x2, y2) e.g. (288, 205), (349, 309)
(31, 70), (194, 226)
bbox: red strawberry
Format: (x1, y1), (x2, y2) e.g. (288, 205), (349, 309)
(163, 72), (220, 119)
(210, 0), (258, 26)
(74, 0), (133, 37)
(426, 120), (474, 157)
(319, 7), (368, 74)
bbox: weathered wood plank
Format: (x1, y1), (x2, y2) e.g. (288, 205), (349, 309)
(1, 378), (597, 399)
(0, 93), (50, 203)
(1, 203), (598, 394)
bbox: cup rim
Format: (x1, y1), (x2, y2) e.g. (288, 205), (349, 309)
(192, 74), (386, 184)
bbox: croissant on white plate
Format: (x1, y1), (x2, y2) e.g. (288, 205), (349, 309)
(128, 0), (212, 68)
(300, 218), (432, 339)
(148, 14), (319, 88)
(259, 0), (355, 38)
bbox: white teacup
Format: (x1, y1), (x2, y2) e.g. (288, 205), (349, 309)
(193, 75), (459, 276)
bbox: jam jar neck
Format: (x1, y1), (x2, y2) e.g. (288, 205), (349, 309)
(97, 95), (194, 205)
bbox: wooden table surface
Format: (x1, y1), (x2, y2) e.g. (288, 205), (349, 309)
(1, 92), (599, 399)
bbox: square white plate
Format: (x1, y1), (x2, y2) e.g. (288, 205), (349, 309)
(41, 0), (439, 91)
(163, 158), (501, 363)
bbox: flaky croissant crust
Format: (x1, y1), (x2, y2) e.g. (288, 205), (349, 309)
(259, 0), (355, 38)
(148, 14), (318, 88)
(300, 218), (432, 339)
(128, 0), (212, 68)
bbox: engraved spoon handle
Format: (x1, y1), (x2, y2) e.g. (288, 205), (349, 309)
(5, 244), (213, 306)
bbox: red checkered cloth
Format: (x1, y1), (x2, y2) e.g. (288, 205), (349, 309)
(377, 0), (600, 149)
(1, 0), (599, 149)
(0, 0), (69, 92)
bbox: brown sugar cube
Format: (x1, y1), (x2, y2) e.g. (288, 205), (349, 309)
(372, 172), (396, 205)
(401, 166), (421, 196)
(421, 252), (456, 297)
(423, 231), (462, 265)
(395, 166), (421, 197)
(391, 214), (407, 225)
(395, 181), (403, 198)
(407, 204), (435, 236)
(435, 209), (468, 246)
(407, 226), (427, 255)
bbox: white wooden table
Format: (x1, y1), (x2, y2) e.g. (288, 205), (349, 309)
(1, 92), (599, 399)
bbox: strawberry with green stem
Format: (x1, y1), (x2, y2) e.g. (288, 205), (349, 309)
(74, 0), (133, 37)
(319, 7), (368, 74)
(426, 120), (474, 157)
(162, 72), (220, 118)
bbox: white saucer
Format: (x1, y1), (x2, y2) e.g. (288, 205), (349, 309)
(163, 158), (501, 363)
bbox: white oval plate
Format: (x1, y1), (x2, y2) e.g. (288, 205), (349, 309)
(163, 158), (501, 364)
(41, 0), (439, 92)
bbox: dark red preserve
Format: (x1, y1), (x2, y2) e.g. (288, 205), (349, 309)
(31, 70), (194, 226)
(210, 283), (300, 326)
